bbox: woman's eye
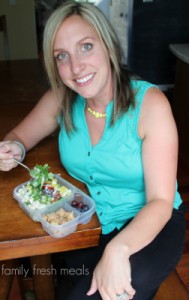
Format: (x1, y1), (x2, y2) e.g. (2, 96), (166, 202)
(82, 43), (93, 52)
(55, 52), (67, 61)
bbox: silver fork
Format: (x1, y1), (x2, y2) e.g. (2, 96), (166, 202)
(13, 158), (32, 176)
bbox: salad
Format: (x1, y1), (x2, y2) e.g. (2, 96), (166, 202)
(17, 164), (72, 209)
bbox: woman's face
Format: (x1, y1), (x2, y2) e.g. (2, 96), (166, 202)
(53, 15), (113, 102)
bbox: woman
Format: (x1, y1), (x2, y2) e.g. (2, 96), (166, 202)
(0, 2), (186, 300)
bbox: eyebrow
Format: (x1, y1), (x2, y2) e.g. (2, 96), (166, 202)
(53, 36), (95, 53)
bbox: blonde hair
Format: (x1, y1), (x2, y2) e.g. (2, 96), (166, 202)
(43, 1), (134, 132)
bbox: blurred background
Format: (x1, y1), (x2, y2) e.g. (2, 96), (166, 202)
(0, 0), (189, 88)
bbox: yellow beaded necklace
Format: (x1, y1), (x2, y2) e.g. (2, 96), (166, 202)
(87, 106), (106, 118)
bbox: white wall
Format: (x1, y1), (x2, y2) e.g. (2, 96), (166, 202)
(0, 0), (38, 60)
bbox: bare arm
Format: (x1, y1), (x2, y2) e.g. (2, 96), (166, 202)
(88, 87), (178, 299)
(0, 90), (60, 170)
(3, 89), (60, 149)
(109, 87), (178, 255)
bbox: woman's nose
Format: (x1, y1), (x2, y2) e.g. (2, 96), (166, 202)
(70, 56), (84, 75)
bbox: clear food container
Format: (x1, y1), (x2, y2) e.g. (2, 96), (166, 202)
(12, 175), (96, 237)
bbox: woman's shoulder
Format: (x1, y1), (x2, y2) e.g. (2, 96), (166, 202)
(129, 79), (173, 137)
(130, 79), (157, 94)
(130, 79), (170, 111)
(36, 89), (61, 119)
(138, 85), (174, 139)
(142, 83), (170, 108)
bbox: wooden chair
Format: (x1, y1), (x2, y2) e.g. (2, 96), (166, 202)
(0, 260), (24, 300)
(154, 270), (189, 300)
(0, 15), (9, 60)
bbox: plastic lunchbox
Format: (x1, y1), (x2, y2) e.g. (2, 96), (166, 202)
(12, 174), (96, 237)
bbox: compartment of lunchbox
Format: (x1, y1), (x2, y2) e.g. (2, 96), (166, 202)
(13, 182), (42, 221)
(39, 201), (80, 238)
(65, 192), (96, 225)
(12, 175), (75, 222)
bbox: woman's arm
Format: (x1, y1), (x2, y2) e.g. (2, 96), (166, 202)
(87, 87), (178, 299)
(4, 89), (60, 149)
(0, 89), (60, 170)
(109, 87), (178, 255)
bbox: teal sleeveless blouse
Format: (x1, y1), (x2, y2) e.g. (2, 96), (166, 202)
(58, 80), (182, 234)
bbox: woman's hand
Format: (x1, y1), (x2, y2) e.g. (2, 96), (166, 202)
(87, 242), (136, 300)
(0, 141), (23, 171)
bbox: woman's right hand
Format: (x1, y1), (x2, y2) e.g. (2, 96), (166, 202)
(0, 141), (24, 171)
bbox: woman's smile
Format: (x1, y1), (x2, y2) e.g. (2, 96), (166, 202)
(75, 73), (95, 85)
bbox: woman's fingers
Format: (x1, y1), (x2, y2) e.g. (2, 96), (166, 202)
(0, 141), (22, 170)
